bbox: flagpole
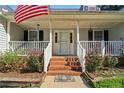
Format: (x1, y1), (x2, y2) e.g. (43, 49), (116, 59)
(48, 5), (52, 43)
(48, 5), (52, 57)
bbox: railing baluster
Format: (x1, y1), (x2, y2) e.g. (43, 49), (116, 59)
(7, 41), (49, 56)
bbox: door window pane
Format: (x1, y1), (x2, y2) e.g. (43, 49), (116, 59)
(70, 33), (73, 43)
(55, 32), (58, 43)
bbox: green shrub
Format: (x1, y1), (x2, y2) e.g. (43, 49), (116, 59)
(26, 51), (43, 72)
(0, 51), (21, 72)
(120, 45), (124, 56)
(0, 51), (44, 73)
(93, 78), (124, 88)
(85, 52), (103, 72)
(104, 55), (118, 69)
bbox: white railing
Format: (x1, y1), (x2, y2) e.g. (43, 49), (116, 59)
(80, 41), (124, 56)
(44, 42), (52, 72)
(9, 41), (49, 55)
(77, 42), (86, 72)
(104, 41), (124, 56)
(80, 41), (102, 55)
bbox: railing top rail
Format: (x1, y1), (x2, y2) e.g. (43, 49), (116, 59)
(80, 41), (124, 42)
(80, 41), (102, 42)
(104, 41), (124, 42)
(9, 41), (50, 43)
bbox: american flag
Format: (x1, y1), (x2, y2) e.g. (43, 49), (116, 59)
(15, 5), (48, 24)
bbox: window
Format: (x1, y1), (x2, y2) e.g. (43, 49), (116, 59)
(88, 30), (109, 41)
(94, 31), (103, 41)
(26, 30), (44, 41)
(29, 31), (38, 41)
(55, 32), (58, 43)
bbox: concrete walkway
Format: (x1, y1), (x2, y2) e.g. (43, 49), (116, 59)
(40, 76), (88, 88)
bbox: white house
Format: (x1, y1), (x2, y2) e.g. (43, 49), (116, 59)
(1, 5), (124, 74)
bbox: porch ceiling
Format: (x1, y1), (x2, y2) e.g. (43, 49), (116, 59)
(4, 11), (124, 29)
(18, 21), (122, 29)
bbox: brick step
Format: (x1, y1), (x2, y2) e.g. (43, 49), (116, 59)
(47, 70), (82, 76)
(51, 56), (79, 61)
(50, 57), (67, 61)
(48, 65), (82, 70)
(50, 61), (81, 66)
(50, 61), (68, 65)
(48, 65), (71, 70)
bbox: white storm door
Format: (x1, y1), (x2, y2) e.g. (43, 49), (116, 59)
(59, 32), (69, 55)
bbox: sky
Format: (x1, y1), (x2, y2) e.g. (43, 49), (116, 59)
(9, 5), (81, 11)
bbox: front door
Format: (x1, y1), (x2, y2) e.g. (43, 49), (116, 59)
(60, 32), (69, 55)
(53, 30), (74, 55)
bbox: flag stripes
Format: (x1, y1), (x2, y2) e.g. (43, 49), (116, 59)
(15, 5), (48, 24)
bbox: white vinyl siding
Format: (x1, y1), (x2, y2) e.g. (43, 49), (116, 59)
(0, 16), (7, 52)
(10, 22), (24, 41)
(110, 23), (124, 41)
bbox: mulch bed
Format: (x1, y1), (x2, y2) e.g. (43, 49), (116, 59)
(82, 67), (124, 87)
(0, 72), (46, 87)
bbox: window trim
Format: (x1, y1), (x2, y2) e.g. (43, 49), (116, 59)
(93, 30), (104, 41)
(27, 30), (43, 41)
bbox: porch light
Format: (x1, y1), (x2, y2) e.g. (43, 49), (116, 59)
(37, 24), (40, 27)
(37, 24), (40, 30)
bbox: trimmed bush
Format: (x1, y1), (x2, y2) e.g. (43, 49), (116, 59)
(0, 51), (44, 73)
(85, 52), (103, 72)
(93, 78), (124, 88)
(104, 55), (118, 69)
(26, 51), (44, 72)
(0, 51), (21, 72)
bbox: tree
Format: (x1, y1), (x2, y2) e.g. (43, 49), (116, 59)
(98, 5), (124, 11)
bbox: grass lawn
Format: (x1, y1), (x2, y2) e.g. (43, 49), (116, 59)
(92, 77), (124, 88)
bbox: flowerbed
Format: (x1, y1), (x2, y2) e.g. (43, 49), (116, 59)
(84, 51), (124, 88)
(0, 51), (44, 73)
(0, 51), (45, 87)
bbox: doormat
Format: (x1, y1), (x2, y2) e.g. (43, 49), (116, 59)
(54, 75), (75, 82)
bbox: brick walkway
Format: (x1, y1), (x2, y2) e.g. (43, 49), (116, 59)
(40, 76), (88, 88)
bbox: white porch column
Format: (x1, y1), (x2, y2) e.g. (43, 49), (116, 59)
(77, 21), (79, 56)
(49, 21), (52, 43)
(7, 21), (11, 50)
(49, 20), (52, 59)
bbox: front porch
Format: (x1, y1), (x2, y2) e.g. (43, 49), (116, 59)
(3, 11), (124, 73)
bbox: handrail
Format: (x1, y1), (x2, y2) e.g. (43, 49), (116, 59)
(77, 41), (86, 72)
(44, 42), (52, 72)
